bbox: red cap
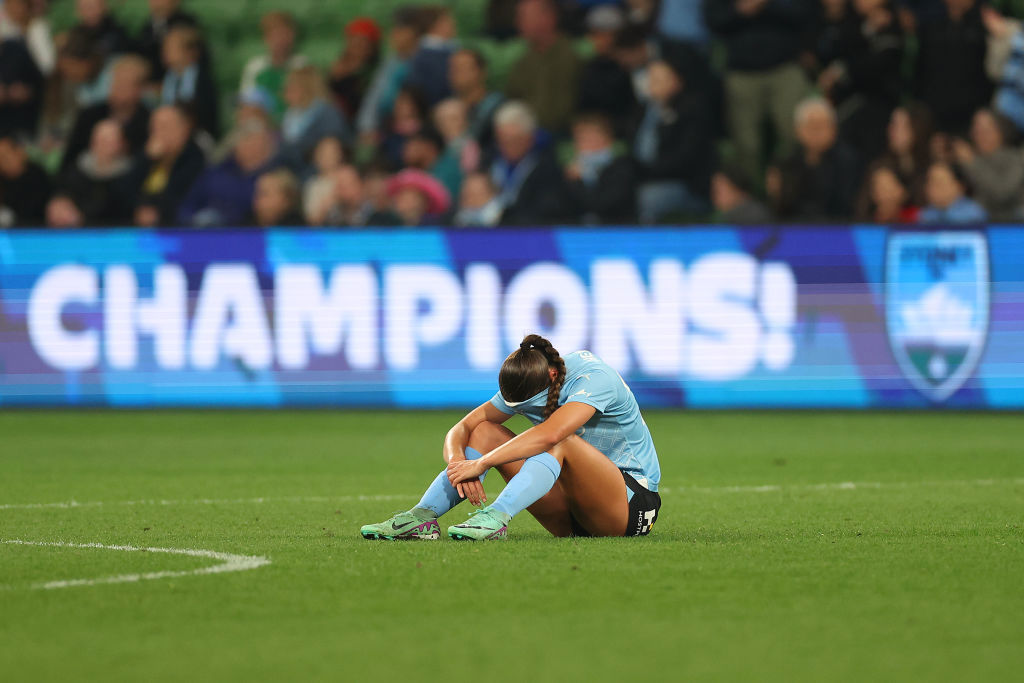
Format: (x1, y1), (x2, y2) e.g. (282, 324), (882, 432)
(346, 17), (381, 44)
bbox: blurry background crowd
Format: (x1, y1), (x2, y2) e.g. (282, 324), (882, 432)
(3, 0), (1024, 229)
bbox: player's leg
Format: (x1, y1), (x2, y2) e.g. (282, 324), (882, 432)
(467, 421), (573, 537)
(547, 435), (630, 537)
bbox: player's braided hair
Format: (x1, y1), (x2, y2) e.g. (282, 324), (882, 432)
(498, 334), (567, 420)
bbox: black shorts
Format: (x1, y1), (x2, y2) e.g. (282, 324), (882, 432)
(569, 470), (662, 537)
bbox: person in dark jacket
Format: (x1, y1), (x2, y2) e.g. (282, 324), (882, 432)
(160, 25), (219, 139)
(48, 119), (135, 226)
(73, 0), (130, 58)
(913, 0), (992, 134)
(486, 100), (570, 225)
(712, 162), (774, 223)
(632, 60), (716, 222)
(566, 113), (637, 224)
(61, 54), (151, 173)
(768, 96), (861, 221)
(134, 0), (202, 85)
(0, 135), (51, 227)
(405, 6), (458, 107)
(704, 0), (812, 176)
(129, 104), (206, 226)
(178, 118), (279, 227)
(818, 0), (904, 162)
(578, 6), (637, 138)
(0, 36), (43, 137)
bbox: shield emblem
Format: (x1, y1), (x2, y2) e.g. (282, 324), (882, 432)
(886, 232), (989, 402)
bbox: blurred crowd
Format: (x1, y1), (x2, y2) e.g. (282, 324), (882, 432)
(3, 0), (1024, 228)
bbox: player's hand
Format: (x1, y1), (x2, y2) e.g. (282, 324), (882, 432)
(457, 478), (487, 507)
(447, 458), (487, 488)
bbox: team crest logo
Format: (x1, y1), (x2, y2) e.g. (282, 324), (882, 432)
(886, 232), (989, 402)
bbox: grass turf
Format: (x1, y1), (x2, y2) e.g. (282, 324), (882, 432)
(0, 411), (1021, 682)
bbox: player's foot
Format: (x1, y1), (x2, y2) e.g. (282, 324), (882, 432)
(360, 508), (440, 540)
(447, 506), (510, 541)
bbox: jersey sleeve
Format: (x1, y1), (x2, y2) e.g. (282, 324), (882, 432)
(489, 391), (516, 415)
(561, 367), (619, 414)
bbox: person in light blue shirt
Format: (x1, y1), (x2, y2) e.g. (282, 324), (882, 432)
(360, 334), (663, 541)
(918, 161), (988, 225)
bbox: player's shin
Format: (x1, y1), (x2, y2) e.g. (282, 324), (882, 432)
(412, 447), (488, 518)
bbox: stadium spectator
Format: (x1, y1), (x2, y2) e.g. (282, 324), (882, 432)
(329, 17), (381, 120)
(578, 5), (637, 138)
(918, 160), (988, 223)
(626, 0), (660, 31)
(239, 11), (307, 120)
(406, 5), (458, 107)
(818, 0), (904, 162)
(434, 97), (481, 180)
(160, 25), (218, 139)
(178, 118), (279, 227)
(952, 108), (1024, 220)
(134, 0), (201, 84)
(448, 48), (503, 149)
(983, 6), (1024, 135)
(0, 0), (55, 76)
(565, 113), (637, 225)
(250, 168), (303, 227)
(857, 162), (920, 223)
(280, 65), (351, 176)
(711, 163), (773, 223)
(505, 0), (582, 133)
(769, 96), (860, 221)
(61, 54), (151, 173)
(129, 104), (205, 226)
(48, 118), (134, 227)
(0, 27), (44, 137)
(403, 128), (460, 199)
(486, 100), (570, 225)
(658, 0), (713, 47)
(310, 164), (399, 227)
(387, 168), (451, 226)
(73, 0), (130, 58)
(872, 104), (933, 205)
(379, 86), (429, 167)
(55, 26), (108, 111)
(0, 135), (51, 227)
(632, 60), (714, 222)
(453, 171), (503, 227)
(913, 0), (992, 134)
(302, 136), (347, 223)
(354, 7), (424, 145)
(704, 0), (812, 177)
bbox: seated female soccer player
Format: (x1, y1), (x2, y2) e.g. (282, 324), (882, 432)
(360, 334), (662, 540)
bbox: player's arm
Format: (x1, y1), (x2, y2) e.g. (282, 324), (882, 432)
(447, 402), (596, 485)
(442, 401), (510, 464)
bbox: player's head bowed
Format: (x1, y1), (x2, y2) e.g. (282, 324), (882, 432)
(499, 334), (567, 419)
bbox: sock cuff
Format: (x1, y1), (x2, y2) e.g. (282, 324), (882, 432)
(464, 447), (483, 460)
(531, 452), (561, 479)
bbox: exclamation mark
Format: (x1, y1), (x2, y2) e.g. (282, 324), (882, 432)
(759, 264), (796, 370)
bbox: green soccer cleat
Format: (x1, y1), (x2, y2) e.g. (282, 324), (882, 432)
(360, 509), (440, 540)
(447, 506), (510, 541)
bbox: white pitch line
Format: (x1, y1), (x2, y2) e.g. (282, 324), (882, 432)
(0, 479), (1021, 513)
(0, 539), (270, 590)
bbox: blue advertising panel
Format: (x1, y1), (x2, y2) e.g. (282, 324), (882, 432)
(0, 226), (1020, 408)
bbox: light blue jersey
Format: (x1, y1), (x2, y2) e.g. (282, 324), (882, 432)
(489, 350), (661, 492)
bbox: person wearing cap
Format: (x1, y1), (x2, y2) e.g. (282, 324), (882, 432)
(387, 168), (451, 226)
(578, 5), (637, 138)
(711, 162), (773, 224)
(329, 17), (381, 120)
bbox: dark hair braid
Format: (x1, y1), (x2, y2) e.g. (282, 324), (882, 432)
(518, 334), (566, 419)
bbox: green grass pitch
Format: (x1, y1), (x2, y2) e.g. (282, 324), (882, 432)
(1, 411), (1021, 682)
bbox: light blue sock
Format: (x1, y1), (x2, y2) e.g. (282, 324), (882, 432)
(413, 447), (488, 518)
(490, 452), (561, 520)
